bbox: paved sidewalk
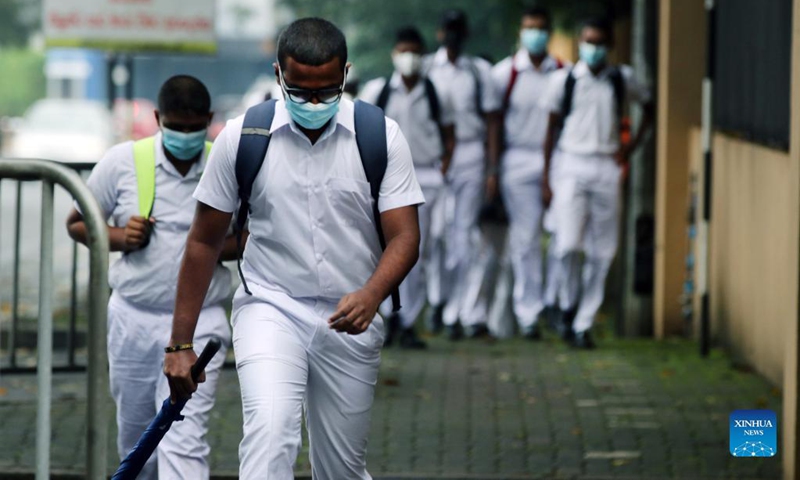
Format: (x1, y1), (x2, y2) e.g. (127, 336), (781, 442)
(0, 331), (783, 479)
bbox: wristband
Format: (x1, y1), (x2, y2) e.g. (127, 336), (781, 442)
(164, 343), (194, 353)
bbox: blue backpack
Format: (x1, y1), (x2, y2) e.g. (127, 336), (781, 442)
(233, 99), (400, 311)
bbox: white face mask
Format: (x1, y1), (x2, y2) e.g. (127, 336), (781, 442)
(392, 51), (422, 77)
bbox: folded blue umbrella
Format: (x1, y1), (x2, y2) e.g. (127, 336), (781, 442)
(111, 337), (222, 480)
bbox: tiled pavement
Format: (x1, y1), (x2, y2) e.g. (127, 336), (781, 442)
(0, 331), (783, 479)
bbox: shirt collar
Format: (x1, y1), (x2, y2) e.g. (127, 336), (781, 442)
(432, 46), (473, 69)
(388, 71), (425, 95)
(572, 60), (614, 79)
(513, 49), (559, 73)
(271, 98), (356, 140)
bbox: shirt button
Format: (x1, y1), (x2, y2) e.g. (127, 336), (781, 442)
(316, 253), (323, 262)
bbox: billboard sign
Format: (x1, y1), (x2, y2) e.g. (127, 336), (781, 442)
(43, 0), (216, 54)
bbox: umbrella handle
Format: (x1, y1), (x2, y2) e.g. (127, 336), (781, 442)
(190, 337), (222, 382)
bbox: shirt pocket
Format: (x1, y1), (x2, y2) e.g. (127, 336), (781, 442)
(326, 177), (374, 226)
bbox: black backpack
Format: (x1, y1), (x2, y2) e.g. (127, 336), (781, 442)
(561, 66), (625, 121)
(233, 99), (400, 311)
(375, 76), (442, 126)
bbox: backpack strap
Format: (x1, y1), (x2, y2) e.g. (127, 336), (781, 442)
(560, 68), (577, 120)
(375, 77), (392, 112)
(561, 66), (626, 122)
(133, 136), (157, 219)
(353, 100), (400, 312)
(502, 62), (519, 113)
(134, 138), (214, 220)
(234, 99), (278, 295)
(467, 58), (484, 116)
(607, 66), (626, 121)
(422, 77), (442, 126)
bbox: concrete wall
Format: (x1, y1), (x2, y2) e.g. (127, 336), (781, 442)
(687, 129), (796, 386)
(654, 0), (706, 337)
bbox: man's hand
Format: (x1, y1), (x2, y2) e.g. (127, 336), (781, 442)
(615, 145), (631, 167)
(123, 215), (155, 251)
(485, 173), (498, 201)
(329, 287), (382, 335)
(542, 175), (553, 208)
(163, 349), (203, 403)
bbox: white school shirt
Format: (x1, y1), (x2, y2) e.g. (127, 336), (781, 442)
(425, 47), (501, 142)
(360, 72), (454, 186)
(493, 50), (566, 150)
(80, 132), (232, 310)
(540, 61), (652, 155)
(492, 51), (567, 180)
(193, 98), (425, 300)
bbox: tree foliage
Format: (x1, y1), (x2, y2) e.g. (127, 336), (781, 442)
(278, 0), (630, 81)
(0, 0), (40, 47)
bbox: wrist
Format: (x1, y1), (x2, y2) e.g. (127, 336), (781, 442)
(164, 342), (194, 353)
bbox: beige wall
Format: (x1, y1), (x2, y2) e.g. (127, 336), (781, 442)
(784, 1), (800, 477)
(655, 0), (706, 337)
(659, 1), (800, 476)
(687, 129), (795, 386)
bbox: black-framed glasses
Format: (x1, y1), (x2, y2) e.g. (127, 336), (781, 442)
(278, 68), (346, 105)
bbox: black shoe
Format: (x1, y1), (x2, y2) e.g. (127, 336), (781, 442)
(558, 307), (577, 342)
(426, 304), (445, 334)
(467, 324), (490, 339)
(446, 324), (464, 341)
(399, 328), (427, 349)
(572, 330), (596, 350)
(541, 305), (561, 331)
(383, 313), (401, 347)
(522, 324), (542, 341)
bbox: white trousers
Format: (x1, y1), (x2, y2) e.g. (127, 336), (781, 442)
(441, 139), (487, 327)
(233, 285), (384, 480)
(107, 292), (230, 480)
(500, 172), (545, 329)
(551, 152), (621, 332)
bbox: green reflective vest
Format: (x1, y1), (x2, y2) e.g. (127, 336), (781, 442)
(132, 136), (212, 218)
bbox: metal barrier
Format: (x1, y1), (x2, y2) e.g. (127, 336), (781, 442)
(0, 159), (109, 480)
(3, 162), (94, 373)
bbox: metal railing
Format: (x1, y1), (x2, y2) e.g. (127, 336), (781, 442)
(3, 162), (95, 373)
(0, 159), (109, 480)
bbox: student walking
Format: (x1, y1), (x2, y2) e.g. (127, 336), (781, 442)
(541, 18), (654, 349)
(425, 9), (502, 340)
(491, 6), (566, 340)
(360, 26), (456, 348)
(66, 75), (234, 479)
(164, 18), (424, 479)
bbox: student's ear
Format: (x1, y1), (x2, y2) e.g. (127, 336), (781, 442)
(273, 62), (280, 78)
(154, 110), (161, 127)
(207, 112), (214, 125)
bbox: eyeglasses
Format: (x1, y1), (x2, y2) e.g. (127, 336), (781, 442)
(278, 68), (346, 105)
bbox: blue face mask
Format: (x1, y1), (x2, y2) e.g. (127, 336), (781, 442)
(279, 65), (345, 130)
(520, 28), (549, 55)
(284, 100), (340, 130)
(579, 42), (608, 68)
(161, 127), (207, 161)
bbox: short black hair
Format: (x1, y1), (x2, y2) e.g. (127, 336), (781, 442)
(582, 17), (614, 44)
(395, 26), (425, 48)
(523, 6), (552, 30)
(157, 75), (211, 115)
(440, 9), (468, 34)
(277, 17), (348, 70)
